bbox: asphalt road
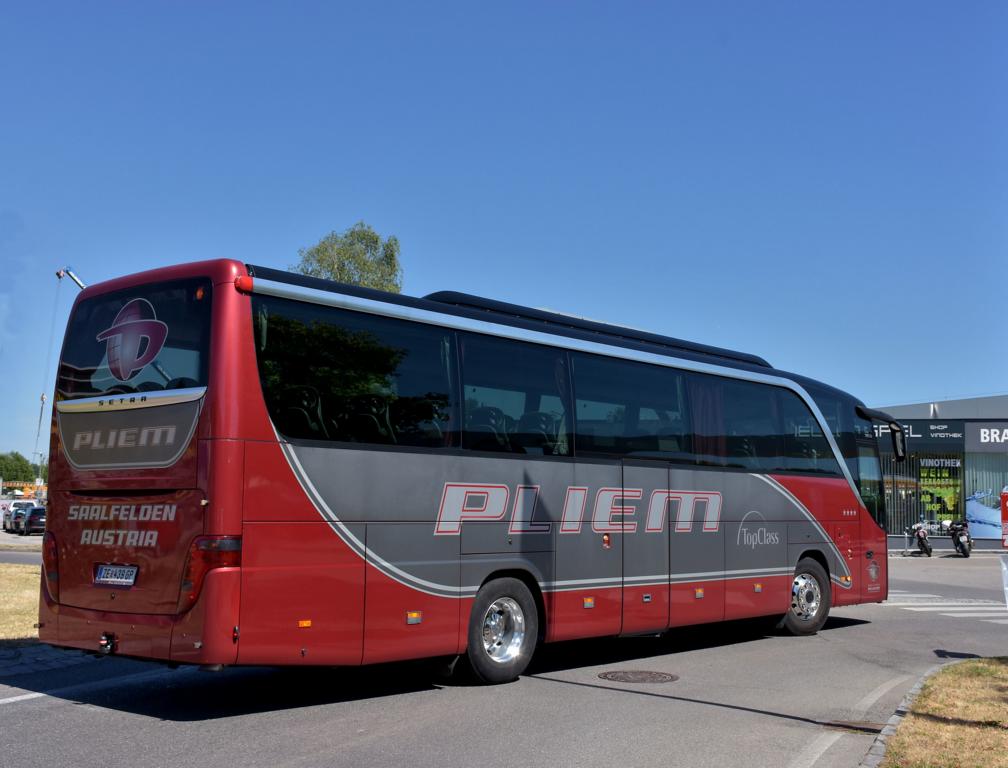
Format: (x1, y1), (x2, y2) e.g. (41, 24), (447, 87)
(0, 549), (42, 565)
(1, 555), (1005, 768)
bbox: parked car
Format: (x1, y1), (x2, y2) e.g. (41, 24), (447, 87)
(20, 507), (46, 536)
(10, 508), (28, 534)
(3, 500), (35, 533)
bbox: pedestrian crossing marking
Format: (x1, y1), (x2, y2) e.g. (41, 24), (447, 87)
(888, 603), (998, 608)
(882, 590), (1007, 626)
(903, 604), (1003, 608)
(939, 612), (1008, 618)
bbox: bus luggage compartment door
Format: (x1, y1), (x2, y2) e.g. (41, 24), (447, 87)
(621, 460), (669, 634)
(547, 462), (623, 642)
(238, 520), (366, 665)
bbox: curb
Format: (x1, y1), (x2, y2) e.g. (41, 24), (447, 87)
(857, 662), (948, 768)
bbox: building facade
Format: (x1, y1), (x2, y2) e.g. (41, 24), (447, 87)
(876, 395), (1008, 539)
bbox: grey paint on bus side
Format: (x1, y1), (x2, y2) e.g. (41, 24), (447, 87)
(283, 441), (853, 600)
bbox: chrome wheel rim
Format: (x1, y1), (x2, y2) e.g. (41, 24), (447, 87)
(790, 573), (822, 622)
(481, 597), (525, 664)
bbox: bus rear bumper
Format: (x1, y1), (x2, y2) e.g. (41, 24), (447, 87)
(38, 569), (240, 666)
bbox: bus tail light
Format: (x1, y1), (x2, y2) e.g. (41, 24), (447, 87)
(42, 532), (59, 602)
(177, 536), (241, 613)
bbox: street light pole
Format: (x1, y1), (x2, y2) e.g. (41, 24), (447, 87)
(33, 268), (88, 486)
(55, 267), (87, 290)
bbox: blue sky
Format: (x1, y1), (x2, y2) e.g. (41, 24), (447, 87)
(1, 3), (1005, 460)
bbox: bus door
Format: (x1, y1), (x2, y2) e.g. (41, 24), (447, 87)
(859, 511), (886, 601)
(857, 440), (887, 601)
(622, 460), (670, 634)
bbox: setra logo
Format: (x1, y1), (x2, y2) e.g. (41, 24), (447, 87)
(96, 299), (168, 381)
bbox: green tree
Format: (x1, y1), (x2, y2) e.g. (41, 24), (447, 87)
(0, 452), (34, 483)
(293, 221), (403, 293)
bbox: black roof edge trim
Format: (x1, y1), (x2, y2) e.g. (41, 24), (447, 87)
(245, 264), (772, 370)
(246, 264), (423, 309)
(425, 290), (772, 369)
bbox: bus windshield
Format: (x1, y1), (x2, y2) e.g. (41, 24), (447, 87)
(56, 278), (212, 400)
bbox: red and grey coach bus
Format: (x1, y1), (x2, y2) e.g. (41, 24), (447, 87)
(39, 259), (905, 683)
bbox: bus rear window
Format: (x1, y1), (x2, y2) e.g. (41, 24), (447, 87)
(56, 278), (212, 400)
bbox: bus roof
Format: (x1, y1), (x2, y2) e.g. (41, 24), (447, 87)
(424, 290), (772, 369)
(246, 264), (772, 371)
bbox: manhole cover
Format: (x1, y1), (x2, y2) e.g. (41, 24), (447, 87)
(598, 670), (678, 684)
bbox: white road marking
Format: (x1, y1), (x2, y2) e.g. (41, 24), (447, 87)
(984, 619), (1008, 625)
(888, 602), (1001, 608)
(940, 612), (1008, 618)
(785, 674), (909, 768)
(785, 732), (842, 768)
(0, 692), (44, 705)
(0, 666), (192, 707)
(851, 675), (911, 713)
(899, 605), (1004, 611)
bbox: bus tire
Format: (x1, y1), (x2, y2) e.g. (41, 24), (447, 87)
(467, 577), (538, 684)
(781, 558), (831, 636)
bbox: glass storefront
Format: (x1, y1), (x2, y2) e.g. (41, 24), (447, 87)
(879, 419), (1008, 539)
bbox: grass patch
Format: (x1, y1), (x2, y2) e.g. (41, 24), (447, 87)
(0, 563), (40, 646)
(881, 658), (1008, 768)
(0, 542), (42, 552)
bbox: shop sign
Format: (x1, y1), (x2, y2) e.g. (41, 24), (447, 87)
(965, 423), (1008, 453)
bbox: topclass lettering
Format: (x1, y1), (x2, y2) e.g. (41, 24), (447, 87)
(72, 425), (177, 451)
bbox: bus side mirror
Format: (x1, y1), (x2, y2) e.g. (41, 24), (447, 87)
(889, 422), (906, 461)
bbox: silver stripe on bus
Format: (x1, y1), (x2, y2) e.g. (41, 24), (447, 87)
(544, 567), (797, 592)
(55, 386), (208, 413)
(249, 278), (867, 507)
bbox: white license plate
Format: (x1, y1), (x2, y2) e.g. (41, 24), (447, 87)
(94, 564), (138, 587)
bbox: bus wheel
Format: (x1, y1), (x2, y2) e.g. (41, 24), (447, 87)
(467, 577), (538, 684)
(780, 558), (831, 636)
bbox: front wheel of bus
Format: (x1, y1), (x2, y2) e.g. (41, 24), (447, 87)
(781, 558), (831, 636)
(467, 578), (538, 684)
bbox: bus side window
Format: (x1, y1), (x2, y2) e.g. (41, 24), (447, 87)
(459, 334), (572, 456)
(689, 373), (782, 470)
(687, 373), (727, 467)
(777, 390), (842, 476)
(252, 297), (459, 448)
(571, 353), (692, 462)
(721, 379), (780, 471)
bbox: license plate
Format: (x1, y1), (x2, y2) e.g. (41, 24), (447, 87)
(94, 564), (138, 587)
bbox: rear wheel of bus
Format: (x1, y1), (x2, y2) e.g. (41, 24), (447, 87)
(780, 557), (831, 635)
(467, 577), (538, 684)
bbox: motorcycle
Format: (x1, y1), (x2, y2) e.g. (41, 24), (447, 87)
(906, 522), (932, 557)
(947, 519), (973, 558)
